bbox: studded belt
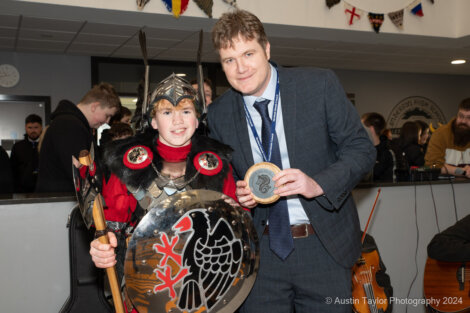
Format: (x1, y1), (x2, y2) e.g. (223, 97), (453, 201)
(263, 223), (315, 239)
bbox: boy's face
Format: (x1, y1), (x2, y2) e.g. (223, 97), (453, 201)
(89, 102), (118, 129)
(151, 99), (198, 147)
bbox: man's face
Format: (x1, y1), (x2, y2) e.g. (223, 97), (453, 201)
(192, 82), (213, 106)
(25, 122), (42, 140)
(89, 102), (118, 129)
(456, 109), (470, 130)
(151, 99), (198, 148)
(219, 35), (271, 97)
(453, 109), (470, 146)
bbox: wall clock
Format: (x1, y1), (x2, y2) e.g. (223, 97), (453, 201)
(0, 64), (20, 88)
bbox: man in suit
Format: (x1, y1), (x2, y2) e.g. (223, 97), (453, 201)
(10, 114), (43, 192)
(208, 10), (376, 313)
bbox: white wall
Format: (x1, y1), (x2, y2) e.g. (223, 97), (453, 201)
(1, 49), (469, 124)
(21, 0), (464, 37)
(0, 51), (91, 111)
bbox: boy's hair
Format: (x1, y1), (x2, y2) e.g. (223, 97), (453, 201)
(25, 114), (42, 125)
(109, 122), (134, 140)
(212, 9), (268, 51)
(79, 82), (121, 109)
(362, 112), (386, 136)
(458, 97), (470, 111)
(151, 98), (199, 118)
(110, 106), (132, 124)
(190, 77), (213, 90)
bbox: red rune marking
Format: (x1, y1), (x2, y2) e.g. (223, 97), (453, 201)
(154, 266), (189, 298)
(153, 233), (182, 267)
(345, 7), (360, 25)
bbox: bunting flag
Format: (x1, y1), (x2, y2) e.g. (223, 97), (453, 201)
(326, 0), (340, 9)
(136, 0), (150, 10)
(388, 9), (404, 29)
(194, 0), (213, 18)
(221, 0), (237, 8)
(368, 13), (384, 33)
(161, 0), (189, 18)
(410, 2), (424, 17)
(344, 2), (362, 25)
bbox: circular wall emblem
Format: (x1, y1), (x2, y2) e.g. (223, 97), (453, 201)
(387, 96), (446, 137)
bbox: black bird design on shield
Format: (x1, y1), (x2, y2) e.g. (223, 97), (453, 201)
(173, 208), (243, 311)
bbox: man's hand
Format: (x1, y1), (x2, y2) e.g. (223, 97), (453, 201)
(236, 180), (257, 209)
(463, 165), (470, 178)
(273, 168), (324, 198)
(90, 231), (118, 269)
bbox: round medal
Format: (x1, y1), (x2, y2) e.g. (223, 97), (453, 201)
(244, 162), (281, 204)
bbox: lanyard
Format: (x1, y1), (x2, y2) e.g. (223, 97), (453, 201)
(243, 73), (280, 162)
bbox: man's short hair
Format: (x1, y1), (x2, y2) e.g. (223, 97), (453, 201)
(25, 114), (42, 125)
(362, 112), (386, 136)
(458, 98), (470, 111)
(79, 82), (121, 109)
(212, 9), (268, 51)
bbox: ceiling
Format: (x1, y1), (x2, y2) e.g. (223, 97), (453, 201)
(1, 1), (470, 75)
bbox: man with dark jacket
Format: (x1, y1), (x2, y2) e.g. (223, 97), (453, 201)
(362, 112), (395, 182)
(208, 10), (375, 313)
(10, 114), (43, 192)
(36, 83), (120, 193)
(0, 145), (13, 194)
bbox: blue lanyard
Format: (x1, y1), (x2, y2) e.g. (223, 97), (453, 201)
(242, 73), (280, 162)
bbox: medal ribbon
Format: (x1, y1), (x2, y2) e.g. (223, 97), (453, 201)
(243, 72), (280, 163)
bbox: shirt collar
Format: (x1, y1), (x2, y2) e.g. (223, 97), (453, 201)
(243, 63), (277, 107)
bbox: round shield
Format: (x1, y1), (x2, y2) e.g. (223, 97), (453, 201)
(124, 189), (259, 313)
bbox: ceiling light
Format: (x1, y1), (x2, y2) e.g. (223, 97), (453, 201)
(175, 73), (187, 77)
(451, 59), (466, 65)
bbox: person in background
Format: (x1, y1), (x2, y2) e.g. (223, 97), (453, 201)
(190, 77), (213, 106)
(191, 77), (214, 136)
(99, 106), (133, 146)
(415, 120), (430, 154)
(36, 83), (120, 193)
(425, 98), (470, 178)
(10, 114), (43, 192)
(0, 145), (13, 194)
(391, 121), (425, 181)
(362, 112), (394, 182)
(208, 9), (375, 313)
(428, 214), (470, 262)
(109, 106), (132, 125)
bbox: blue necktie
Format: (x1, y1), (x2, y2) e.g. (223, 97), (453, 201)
(253, 99), (294, 260)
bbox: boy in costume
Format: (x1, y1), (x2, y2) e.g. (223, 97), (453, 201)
(89, 74), (238, 294)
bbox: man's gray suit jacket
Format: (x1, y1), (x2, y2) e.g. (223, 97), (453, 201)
(207, 66), (376, 268)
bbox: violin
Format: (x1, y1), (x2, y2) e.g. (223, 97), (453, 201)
(352, 188), (389, 313)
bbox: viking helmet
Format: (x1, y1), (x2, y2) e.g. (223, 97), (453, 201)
(148, 74), (201, 115)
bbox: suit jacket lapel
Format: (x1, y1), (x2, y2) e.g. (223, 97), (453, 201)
(278, 67), (296, 163)
(232, 92), (255, 171)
